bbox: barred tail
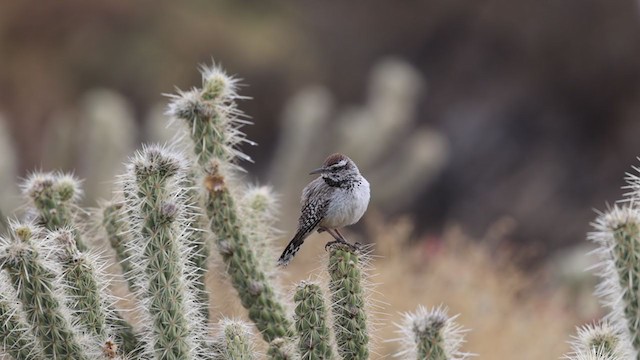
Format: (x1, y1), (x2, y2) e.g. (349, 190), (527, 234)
(277, 230), (310, 266)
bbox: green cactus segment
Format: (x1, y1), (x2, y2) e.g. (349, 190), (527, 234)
(220, 321), (255, 360)
(610, 220), (640, 351)
(590, 206), (640, 355)
(294, 282), (334, 360)
(266, 338), (296, 360)
(327, 243), (369, 360)
(23, 173), (87, 251)
(103, 202), (138, 293)
(414, 315), (448, 360)
(0, 276), (44, 360)
(184, 170), (211, 321)
(569, 322), (631, 360)
(0, 226), (88, 359)
(204, 166), (294, 343)
(128, 147), (196, 360)
(52, 230), (108, 337)
(170, 64), (292, 346)
(167, 64), (253, 170)
(49, 229), (141, 357)
(396, 306), (469, 360)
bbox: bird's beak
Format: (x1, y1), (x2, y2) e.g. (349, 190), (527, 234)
(309, 167), (325, 175)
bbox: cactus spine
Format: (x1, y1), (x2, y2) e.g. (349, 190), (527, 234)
(167, 64), (295, 346)
(183, 169), (212, 321)
(22, 172), (87, 251)
(294, 281), (334, 360)
(124, 146), (202, 360)
(102, 201), (138, 293)
(0, 222), (88, 359)
(327, 243), (369, 360)
(589, 205), (640, 355)
(395, 305), (469, 360)
(566, 321), (632, 360)
(50, 228), (110, 337)
(218, 320), (256, 360)
(0, 272), (45, 360)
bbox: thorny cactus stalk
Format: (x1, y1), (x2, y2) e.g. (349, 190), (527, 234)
(22, 172), (88, 251)
(48, 228), (141, 356)
(122, 146), (208, 360)
(565, 321), (632, 360)
(0, 271), (44, 360)
(327, 242), (370, 360)
(294, 281), (334, 360)
(394, 305), (470, 360)
(0, 221), (88, 359)
(217, 319), (256, 360)
(102, 200), (139, 293)
(567, 348), (618, 360)
(167, 64), (295, 347)
(49, 228), (111, 338)
(203, 162), (294, 344)
(266, 337), (297, 360)
(183, 169), (212, 321)
(589, 205), (640, 355)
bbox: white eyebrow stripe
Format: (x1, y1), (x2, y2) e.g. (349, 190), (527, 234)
(333, 159), (348, 167)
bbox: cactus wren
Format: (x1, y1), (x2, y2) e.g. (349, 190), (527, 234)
(277, 153), (370, 266)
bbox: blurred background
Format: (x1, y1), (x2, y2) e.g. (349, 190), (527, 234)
(2, 1), (640, 358)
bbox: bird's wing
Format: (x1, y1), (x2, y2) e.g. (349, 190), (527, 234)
(278, 180), (330, 266)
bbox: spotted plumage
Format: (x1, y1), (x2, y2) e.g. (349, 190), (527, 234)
(277, 153), (370, 266)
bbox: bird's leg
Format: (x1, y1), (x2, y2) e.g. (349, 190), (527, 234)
(324, 228), (360, 251)
(334, 228), (347, 242)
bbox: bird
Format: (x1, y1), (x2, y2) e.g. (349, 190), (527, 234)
(277, 153), (370, 266)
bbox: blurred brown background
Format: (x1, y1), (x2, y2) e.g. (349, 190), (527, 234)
(2, 1), (640, 263)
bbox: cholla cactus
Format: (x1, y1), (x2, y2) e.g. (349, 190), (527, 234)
(0, 271), (44, 360)
(294, 281), (334, 360)
(566, 348), (618, 360)
(216, 319), (256, 360)
(102, 200), (139, 293)
(394, 305), (470, 360)
(21, 172), (87, 251)
(589, 205), (640, 355)
(565, 321), (632, 359)
(167, 64), (295, 347)
(49, 228), (112, 338)
(0, 221), (88, 359)
(183, 169), (212, 321)
(122, 145), (208, 360)
(326, 242), (370, 360)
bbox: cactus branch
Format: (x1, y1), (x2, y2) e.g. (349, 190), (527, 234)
(327, 242), (369, 360)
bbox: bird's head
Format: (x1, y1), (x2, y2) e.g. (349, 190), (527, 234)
(309, 153), (360, 184)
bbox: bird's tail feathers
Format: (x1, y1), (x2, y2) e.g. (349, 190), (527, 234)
(277, 230), (308, 266)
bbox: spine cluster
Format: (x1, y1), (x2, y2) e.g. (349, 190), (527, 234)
(327, 243), (370, 360)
